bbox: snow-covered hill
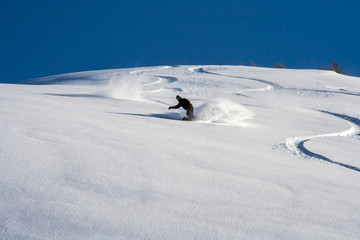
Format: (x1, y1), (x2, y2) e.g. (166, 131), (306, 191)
(1, 65), (360, 239)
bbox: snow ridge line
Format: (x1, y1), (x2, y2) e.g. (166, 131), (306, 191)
(285, 110), (360, 173)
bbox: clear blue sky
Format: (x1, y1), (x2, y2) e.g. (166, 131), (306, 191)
(1, 0), (359, 83)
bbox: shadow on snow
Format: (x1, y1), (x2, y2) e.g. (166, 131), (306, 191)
(43, 93), (105, 98)
(111, 112), (181, 121)
(298, 140), (360, 173)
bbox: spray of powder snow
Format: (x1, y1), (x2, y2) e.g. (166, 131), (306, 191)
(100, 75), (145, 100)
(195, 99), (253, 123)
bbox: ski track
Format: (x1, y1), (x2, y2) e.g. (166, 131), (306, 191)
(285, 110), (360, 173)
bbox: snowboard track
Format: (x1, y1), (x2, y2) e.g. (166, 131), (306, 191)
(194, 67), (284, 90)
(291, 110), (360, 173)
(298, 140), (360, 172)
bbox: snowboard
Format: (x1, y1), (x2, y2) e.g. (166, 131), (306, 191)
(182, 116), (197, 121)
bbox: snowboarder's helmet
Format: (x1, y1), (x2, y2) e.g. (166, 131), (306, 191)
(176, 95), (181, 100)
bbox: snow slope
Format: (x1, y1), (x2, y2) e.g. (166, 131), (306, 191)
(1, 65), (360, 239)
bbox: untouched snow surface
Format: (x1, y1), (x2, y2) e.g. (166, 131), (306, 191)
(1, 65), (360, 239)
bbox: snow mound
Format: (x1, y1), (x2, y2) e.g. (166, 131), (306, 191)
(195, 99), (252, 123)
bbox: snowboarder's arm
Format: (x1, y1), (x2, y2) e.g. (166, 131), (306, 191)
(168, 102), (181, 109)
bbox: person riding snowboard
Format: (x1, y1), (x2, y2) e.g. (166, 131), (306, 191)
(168, 95), (194, 120)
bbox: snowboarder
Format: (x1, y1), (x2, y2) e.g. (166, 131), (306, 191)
(168, 95), (194, 120)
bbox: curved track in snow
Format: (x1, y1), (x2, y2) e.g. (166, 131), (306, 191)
(141, 76), (180, 93)
(128, 66), (182, 95)
(285, 110), (360, 173)
(191, 67), (284, 91)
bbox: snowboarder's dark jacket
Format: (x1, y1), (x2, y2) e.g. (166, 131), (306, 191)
(169, 98), (193, 110)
